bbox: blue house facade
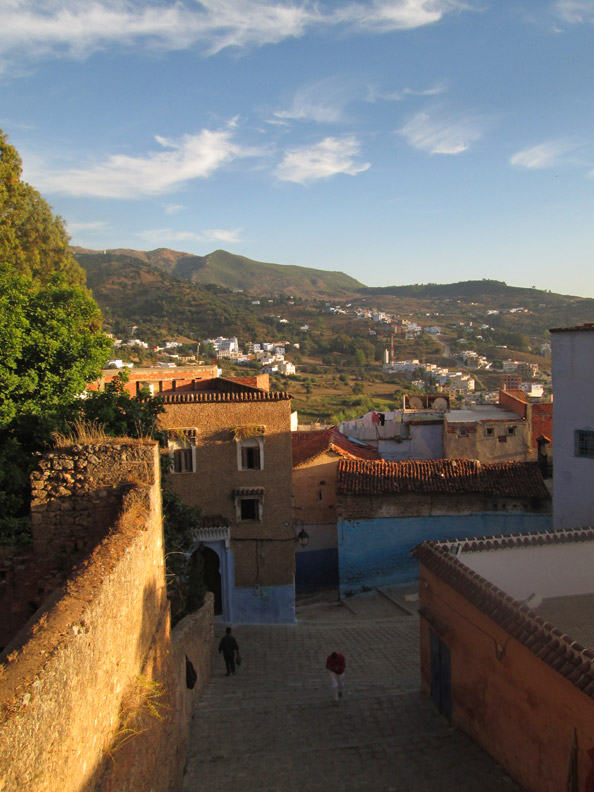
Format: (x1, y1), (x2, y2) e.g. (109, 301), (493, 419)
(336, 458), (552, 596)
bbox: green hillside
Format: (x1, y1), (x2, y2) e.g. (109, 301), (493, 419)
(76, 251), (267, 342)
(74, 247), (364, 297)
(73, 247), (594, 349)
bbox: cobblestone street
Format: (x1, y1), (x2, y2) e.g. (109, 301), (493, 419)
(182, 591), (524, 792)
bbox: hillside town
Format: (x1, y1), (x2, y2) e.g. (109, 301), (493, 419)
(4, 314), (592, 792)
(1, 32), (593, 792)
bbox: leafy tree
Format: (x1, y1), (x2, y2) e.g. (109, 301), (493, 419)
(0, 131), (112, 542)
(0, 266), (112, 428)
(352, 382), (364, 395)
(74, 372), (165, 441)
(0, 129), (85, 286)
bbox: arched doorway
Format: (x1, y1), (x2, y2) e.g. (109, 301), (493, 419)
(202, 546), (222, 616)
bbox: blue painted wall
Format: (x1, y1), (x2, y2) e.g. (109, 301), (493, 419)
(338, 512), (553, 595)
(232, 584), (296, 624)
(296, 548), (339, 594)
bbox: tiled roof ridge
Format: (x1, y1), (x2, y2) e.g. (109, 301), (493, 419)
(337, 458), (549, 499)
(550, 323), (594, 333)
(162, 390), (291, 404)
(199, 514), (231, 529)
(442, 526), (594, 553)
(412, 530), (594, 699)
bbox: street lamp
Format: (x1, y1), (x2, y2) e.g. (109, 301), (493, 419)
(296, 527), (310, 547)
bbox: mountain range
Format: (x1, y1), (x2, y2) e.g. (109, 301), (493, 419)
(72, 247), (594, 343)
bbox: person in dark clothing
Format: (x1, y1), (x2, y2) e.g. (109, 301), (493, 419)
(218, 627), (240, 676)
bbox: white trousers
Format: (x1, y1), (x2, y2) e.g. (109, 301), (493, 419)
(329, 671), (345, 700)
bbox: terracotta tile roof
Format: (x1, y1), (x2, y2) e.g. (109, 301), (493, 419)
(550, 323), (594, 333)
(162, 390), (291, 404)
(292, 427), (380, 468)
(412, 527), (594, 699)
(337, 458), (550, 499)
(160, 376), (290, 403)
(232, 487), (264, 497)
(199, 515), (231, 529)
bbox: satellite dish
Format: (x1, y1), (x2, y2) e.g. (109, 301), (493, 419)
(433, 397), (448, 412)
(409, 395), (424, 410)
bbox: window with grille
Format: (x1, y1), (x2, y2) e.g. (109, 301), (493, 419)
(575, 430), (594, 458)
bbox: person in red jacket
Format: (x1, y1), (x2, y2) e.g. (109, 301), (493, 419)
(326, 651), (346, 704)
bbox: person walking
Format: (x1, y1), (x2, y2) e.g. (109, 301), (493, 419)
(218, 627), (240, 677)
(326, 651), (346, 704)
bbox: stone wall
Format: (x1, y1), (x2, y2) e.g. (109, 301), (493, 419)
(0, 441), (215, 792)
(1, 442), (160, 648)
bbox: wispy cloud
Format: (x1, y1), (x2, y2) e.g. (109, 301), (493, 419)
(553, 0), (594, 24)
(66, 220), (107, 232)
(28, 127), (260, 199)
(164, 203), (185, 215)
(203, 227), (244, 243)
(139, 226), (243, 245)
(273, 77), (448, 125)
(510, 139), (578, 169)
(367, 81), (448, 103)
(276, 136), (370, 184)
(398, 109), (487, 154)
(0, 1), (472, 71)
(273, 77), (361, 124)
(336, 0), (468, 32)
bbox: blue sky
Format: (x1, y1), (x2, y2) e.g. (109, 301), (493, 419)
(2, 1), (594, 297)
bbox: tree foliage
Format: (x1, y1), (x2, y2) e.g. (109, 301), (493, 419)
(0, 265), (112, 428)
(0, 131), (112, 541)
(0, 129), (85, 286)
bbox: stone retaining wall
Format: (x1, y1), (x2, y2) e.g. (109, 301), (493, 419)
(0, 441), (214, 792)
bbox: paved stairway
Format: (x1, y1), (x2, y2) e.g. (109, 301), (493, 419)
(182, 591), (524, 792)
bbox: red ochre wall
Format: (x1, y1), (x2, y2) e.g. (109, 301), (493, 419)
(418, 566), (594, 792)
(532, 402), (553, 445)
(499, 389), (553, 448)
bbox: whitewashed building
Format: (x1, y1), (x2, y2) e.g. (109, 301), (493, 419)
(551, 323), (594, 530)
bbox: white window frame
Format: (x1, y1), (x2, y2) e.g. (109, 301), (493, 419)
(236, 436), (264, 471)
(235, 495), (263, 522)
(168, 435), (197, 474)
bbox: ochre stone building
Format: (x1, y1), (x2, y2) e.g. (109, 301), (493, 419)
(291, 427), (379, 593)
(160, 377), (295, 623)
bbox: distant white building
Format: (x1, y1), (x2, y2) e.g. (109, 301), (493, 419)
(551, 324), (594, 531)
(520, 383), (544, 398)
(105, 360), (134, 369)
(278, 361), (296, 376)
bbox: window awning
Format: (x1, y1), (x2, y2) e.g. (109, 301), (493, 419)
(233, 487), (264, 498)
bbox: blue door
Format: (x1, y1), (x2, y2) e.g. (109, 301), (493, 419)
(430, 630), (452, 722)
